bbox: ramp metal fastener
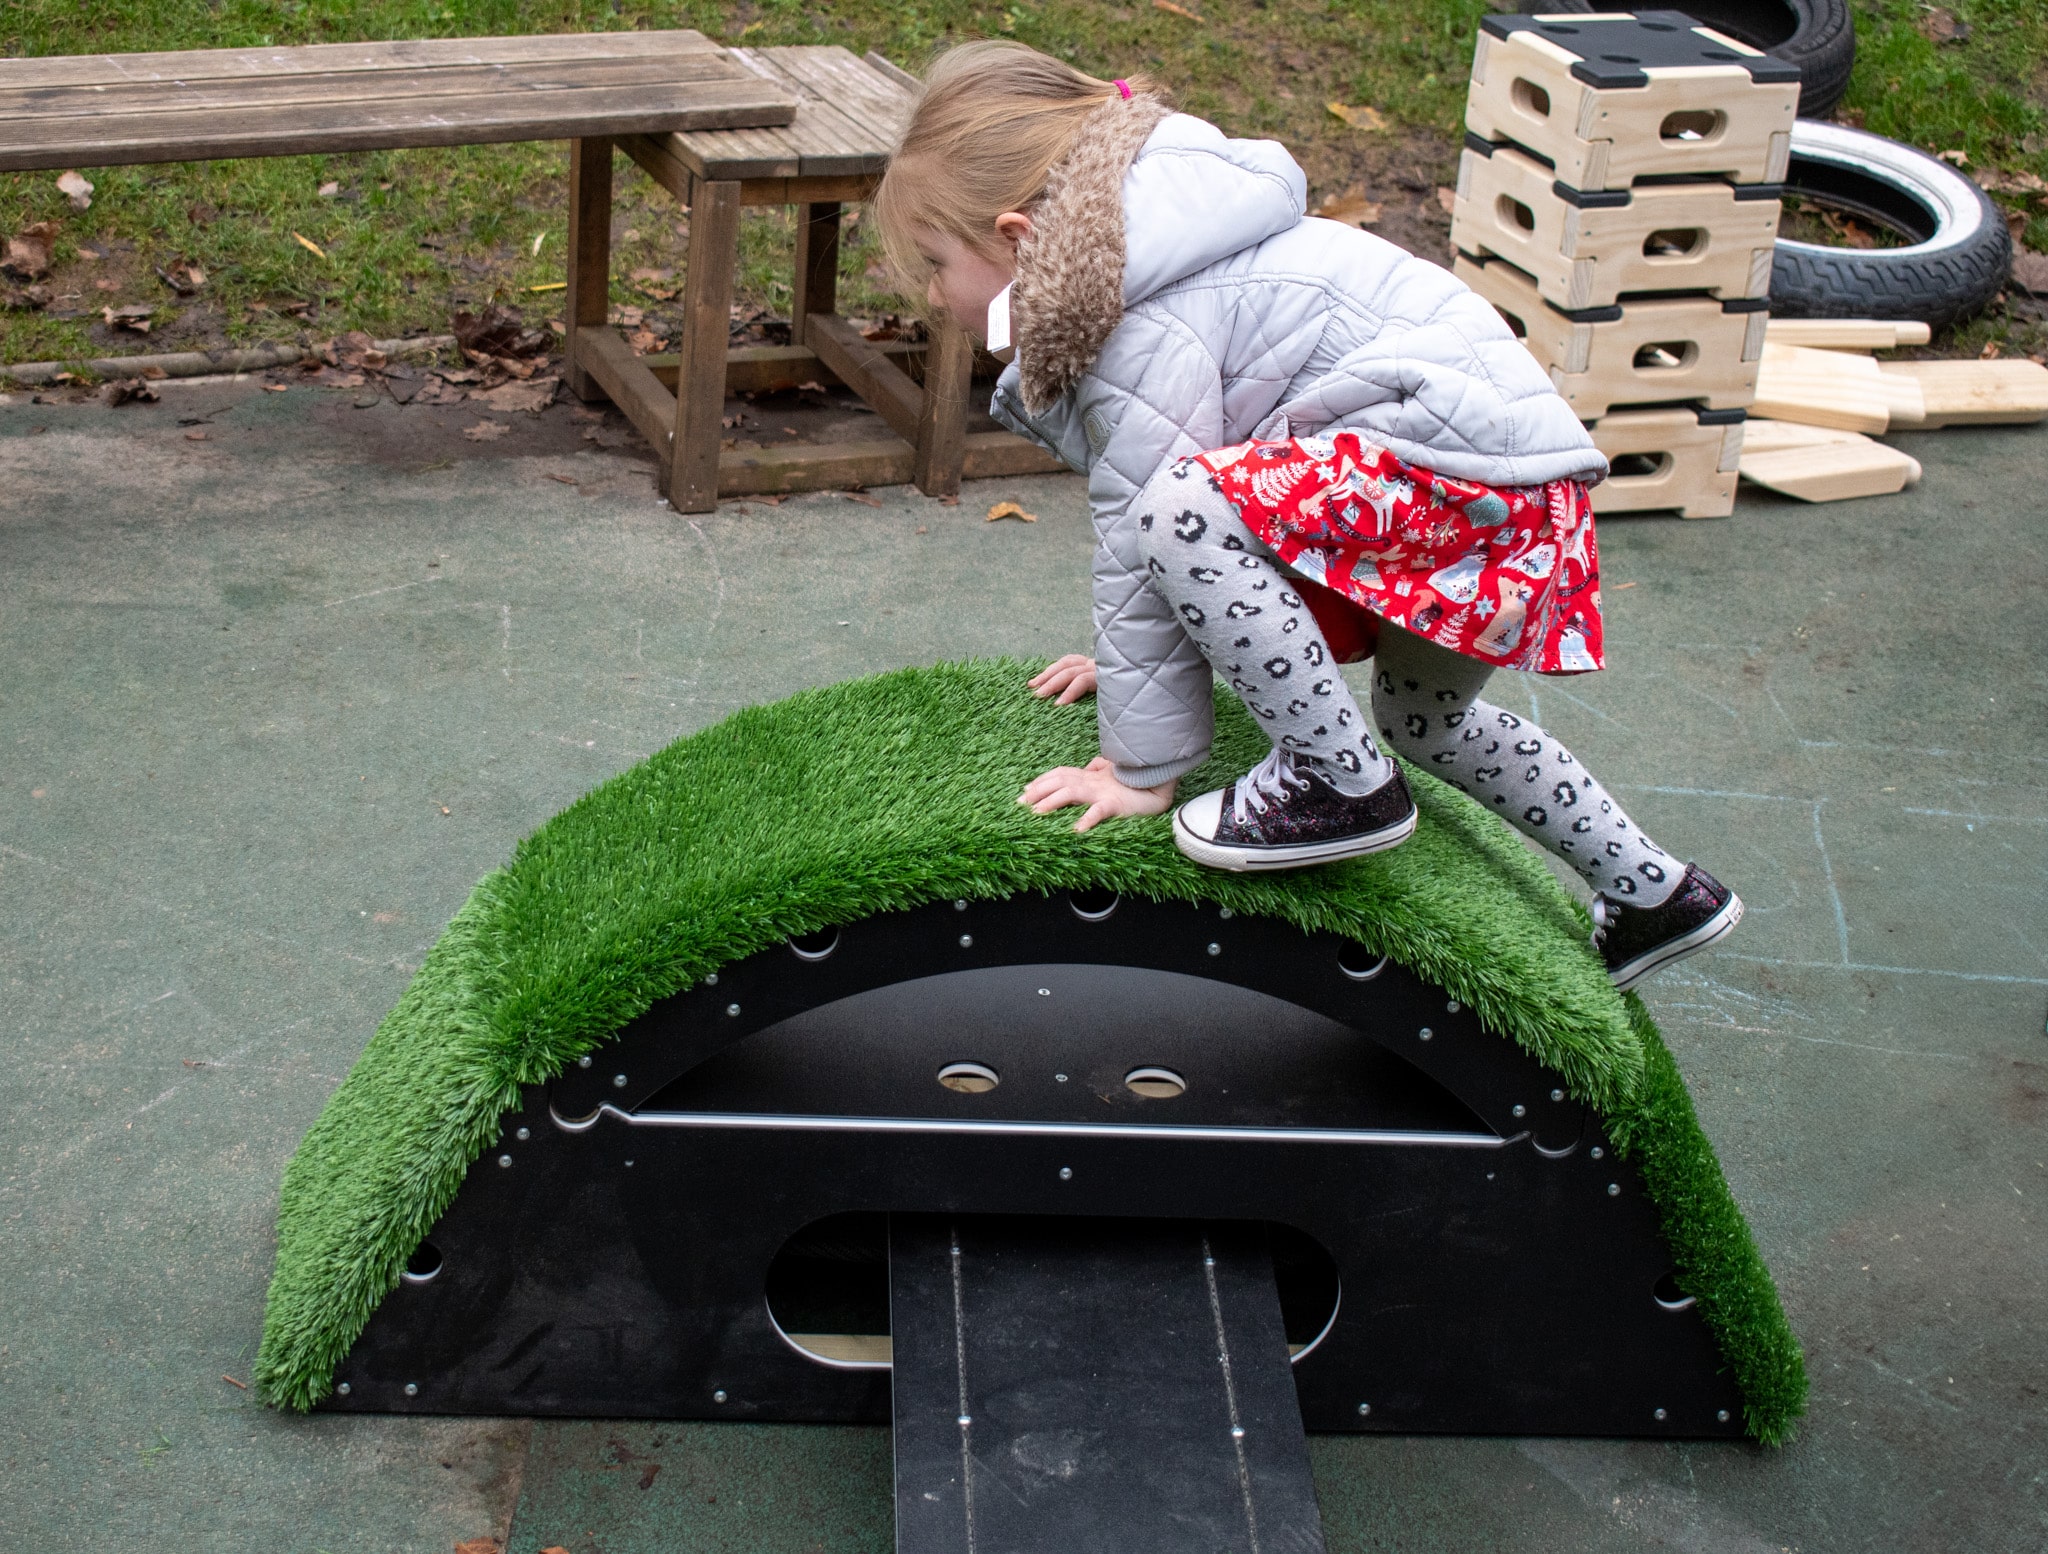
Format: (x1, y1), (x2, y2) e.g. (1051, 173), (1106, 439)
(727, 1003), (741, 1017)
(1059, 1166), (1074, 1181)
(516, 1127), (530, 1141)
(1717, 1409), (1730, 1422)
(1038, 988), (1051, 996)
(613, 1074), (628, 1088)
(1446, 999), (1461, 1013)
(1511, 1104), (1526, 1118)
(577, 1055), (592, 1069)
(954, 899), (968, 911)
(959, 934), (974, 948)
(957, 1413), (972, 1426)
(623, 1159), (634, 1168)
(1590, 1146), (1605, 1160)
(705, 972), (718, 985)
(1356, 1402), (1371, 1416)
(1551, 1089), (1565, 1102)
(714, 1389), (728, 1403)
(1218, 907), (1234, 920)
(1654, 1408), (1668, 1421)
(1607, 1183), (1621, 1196)
(1418, 1026), (1434, 1041)
(1055, 1072), (1069, 1083)
(498, 1154), (513, 1168)
(336, 1382), (351, 1396)
(1207, 942), (1222, 956)
(1231, 1426), (1245, 1439)
(403, 1383), (418, 1397)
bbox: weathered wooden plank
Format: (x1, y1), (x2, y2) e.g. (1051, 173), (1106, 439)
(672, 177), (744, 512)
(563, 138), (614, 405)
(862, 51), (921, 92)
(1750, 343), (1893, 434)
(0, 79), (800, 172)
(911, 318), (972, 497)
(768, 47), (913, 149)
(962, 430), (1070, 480)
(1762, 318), (1933, 351)
(1875, 359), (2048, 427)
(738, 174), (878, 206)
(0, 31), (723, 90)
(1740, 431), (1921, 501)
(642, 339), (925, 394)
(792, 203), (842, 349)
(0, 53), (758, 122)
(574, 328), (678, 456)
(729, 47), (894, 176)
(806, 313), (925, 444)
(719, 436), (917, 494)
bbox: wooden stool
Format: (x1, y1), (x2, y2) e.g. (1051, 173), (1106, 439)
(564, 46), (1061, 511)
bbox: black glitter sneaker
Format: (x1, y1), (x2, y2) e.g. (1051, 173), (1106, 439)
(1592, 863), (1744, 990)
(1173, 750), (1416, 872)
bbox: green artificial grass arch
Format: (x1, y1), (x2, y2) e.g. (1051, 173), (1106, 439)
(254, 658), (1806, 1443)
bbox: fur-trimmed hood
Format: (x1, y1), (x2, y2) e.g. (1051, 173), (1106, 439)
(1012, 105), (1306, 412)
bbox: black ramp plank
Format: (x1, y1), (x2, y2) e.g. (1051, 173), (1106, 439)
(890, 1216), (1325, 1554)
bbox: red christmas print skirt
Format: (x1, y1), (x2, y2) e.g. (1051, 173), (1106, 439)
(1193, 433), (1605, 675)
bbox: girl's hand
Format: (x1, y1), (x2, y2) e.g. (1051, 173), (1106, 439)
(1028, 654), (1097, 704)
(1019, 756), (1176, 833)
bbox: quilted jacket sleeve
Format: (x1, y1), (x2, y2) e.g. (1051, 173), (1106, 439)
(1075, 311), (1230, 790)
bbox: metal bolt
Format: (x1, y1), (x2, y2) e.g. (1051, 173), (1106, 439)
(516, 1127), (531, 1141)
(1206, 942), (1222, 956)
(1038, 988), (1051, 997)
(714, 1389), (728, 1403)
(613, 1073), (628, 1088)
(1418, 1027), (1434, 1041)
(1204, 1256), (1216, 1267)
(1550, 1089), (1565, 1103)
(957, 1413), (972, 1426)
(1607, 1183), (1621, 1197)
(1654, 1407), (1668, 1421)
(336, 1382), (351, 1396)
(1356, 1402), (1371, 1417)
(705, 972), (718, 986)
(1058, 1166), (1073, 1181)
(403, 1382), (419, 1397)
(1446, 999), (1461, 1014)
(1055, 1073), (1069, 1083)
(1590, 1146), (1605, 1160)
(1218, 907), (1234, 920)
(498, 1154), (513, 1168)
(954, 899), (968, 911)
(1717, 1409), (1730, 1423)
(727, 1003), (741, 1017)
(959, 934), (974, 948)
(1511, 1104), (1526, 1118)
(577, 1055), (592, 1069)
(1230, 1425), (1245, 1439)
(623, 1159), (634, 1168)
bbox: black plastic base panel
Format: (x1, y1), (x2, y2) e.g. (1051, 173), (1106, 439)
(890, 1216), (1323, 1554)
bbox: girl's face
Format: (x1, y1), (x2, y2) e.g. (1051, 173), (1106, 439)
(917, 213), (1033, 338)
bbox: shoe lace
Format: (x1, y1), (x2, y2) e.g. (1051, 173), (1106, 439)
(1231, 748), (1311, 828)
(1589, 894), (1621, 947)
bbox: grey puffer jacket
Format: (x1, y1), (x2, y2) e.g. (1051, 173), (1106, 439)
(990, 103), (1606, 789)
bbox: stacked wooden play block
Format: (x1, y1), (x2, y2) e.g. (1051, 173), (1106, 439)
(1451, 11), (1800, 518)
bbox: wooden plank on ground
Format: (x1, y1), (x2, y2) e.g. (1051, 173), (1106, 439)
(1739, 425), (1921, 501)
(574, 329), (678, 455)
(806, 313), (925, 444)
(1751, 343), (1892, 433)
(643, 339), (924, 394)
(1763, 319), (1933, 351)
(717, 430), (1064, 495)
(1875, 359), (2048, 427)
(962, 430), (1069, 480)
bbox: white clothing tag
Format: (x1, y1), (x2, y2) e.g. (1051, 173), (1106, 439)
(985, 282), (1015, 362)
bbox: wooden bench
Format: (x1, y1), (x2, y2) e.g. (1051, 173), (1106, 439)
(584, 46), (1066, 509)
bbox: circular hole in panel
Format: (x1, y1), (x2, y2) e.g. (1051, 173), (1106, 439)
(401, 1241), (444, 1285)
(1124, 1066), (1187, 1099)
(937, 1061), (1000, 1094)
(1068, 888), (1120, 922)
(1653, 1271), (1698, 1311)
(1336, 944), (1388, 981)
(1608, 451), (1674, 480)
(790, 927), (840, 962)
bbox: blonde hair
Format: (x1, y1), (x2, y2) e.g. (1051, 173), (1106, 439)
(873, 42), (1163, 291)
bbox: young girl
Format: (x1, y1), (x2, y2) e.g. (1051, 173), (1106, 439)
(873, 42), (1741, 989)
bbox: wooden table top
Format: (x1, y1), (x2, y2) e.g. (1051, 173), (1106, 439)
(659, 47), (916, 182)
(0, 31), (798, 173)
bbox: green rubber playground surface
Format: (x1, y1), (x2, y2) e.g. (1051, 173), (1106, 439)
(2, 380), (2043, 1551)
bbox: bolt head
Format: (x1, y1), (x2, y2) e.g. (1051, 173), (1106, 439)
(1511, 1103), (1526, 1118)
(1550, 1088), (1565, 1103)
(1590, 1146), (1604, 1160)
(1654, 1407), (1668, 1421)
(1218, 907), (1234, 920)
(1055, 1072), (1068, 1083)
(623, 1159), (634, 1168)
(577, 1055), (592, 1069)
(959, 933), (974, 948)
(613, 1073), (628, 1088)
(956, 1413), (972, 1426)
(1446, 999), (1461, 1014)
(705, 972), (718, 986)
(403, 1382), (418, 1397)
(498, 1154), (513, 1168)
(1230, 1425), (1245, 1438)
(1037, 988), (1051, 997)
(516, 1127), (531, 1141)
(1356, 1402), (1371, 1416)
(1206, 942), (1222, 956)
(1717, 1409), (1730, 1423)
(713, 1389), (728, 1403)
(336, 1382), (351, 1396)
(1607, 1182), (1621, 1197)
(1418, 1026), (1434, 1041)
(726, 1002), (741, 1017)
(954, 899), (967, 911)
(1058, 1166), (1073, 1181)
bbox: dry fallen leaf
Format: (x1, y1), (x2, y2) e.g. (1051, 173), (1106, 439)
(1436, 186), (1458, 214)
(2009, 249), (2048, 295)
(440, 805), (452, 815)
(1313, 185), (1383, 227)
(453, 1539), (500, 1554)
(221, 1374), (247, 1389)
(463, 420), (511, 442)
(546, 472), (578, 485)
(317, 180), (341, 198)
(184, 429), (210, 441)
(3, 220), (57, 279)
(986, 500), (1038, 523)
(1980, 339), (2004, 359)
(291, 230), (328, 259)
(104, 378), (160, 407)
(159, 261), (207, 296)
(56, 169), (93, 210)
(1327, 102), (1389, 133)
(1153, 0), (1204, 16)
(103, 303), (154, 332)
(470, 376), (560, 414)
(842, 490), (883, 507)
(1983, 168), (2048, 197)
(263, 383), (289, 393)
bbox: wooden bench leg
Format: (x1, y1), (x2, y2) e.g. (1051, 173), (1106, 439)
(672, 176), (741, 512)
(791, 202), (841, 351)
(564, 137), (613, 405)
(911, 317), (973, 498)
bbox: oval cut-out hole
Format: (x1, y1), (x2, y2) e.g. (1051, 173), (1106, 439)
(1609, 452), (1673, 480)
(1498, 307), (1528, 340)
(1632, 340), (1699, 371)
(790, 927), (840, 962)
(1510, 78), (1550, 119)
(1653, 1271), (1697, 1311)
(401, 1241), (443, 1285)
(1336, 944), (1388, 981)
(1124, 1066), (1187, 1099)
(1498, 194), (1537, 233)
(1068, 888), (1120, 922)
(1661, 108), (1724, 143)
(1538, 23), (1579, 33)
(1601, 52), (1641, 63)
(937, 1061), (999, 1094)
(1643, 227), (1706, 259)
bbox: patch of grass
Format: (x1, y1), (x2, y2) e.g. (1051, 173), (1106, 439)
(3, 0), (1486, 364)
(252, 658), (1805, 1445)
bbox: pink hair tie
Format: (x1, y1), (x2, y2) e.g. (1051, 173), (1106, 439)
(1114, 78), (1132, 99)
